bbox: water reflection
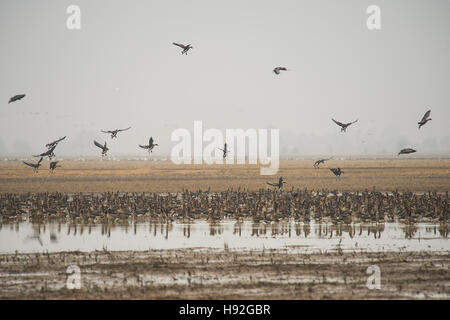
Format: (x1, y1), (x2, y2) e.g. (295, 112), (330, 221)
(0, 220), (448, 254)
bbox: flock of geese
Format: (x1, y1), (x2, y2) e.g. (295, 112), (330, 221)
(0, 188), (448, 225)
(8, 42), (433, 190)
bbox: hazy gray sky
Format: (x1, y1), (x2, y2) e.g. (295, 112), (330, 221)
(1, 0), (449, 157)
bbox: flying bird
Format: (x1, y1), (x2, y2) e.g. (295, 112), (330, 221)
(139, 137), (158, 153)
(101, 127), (131, 139)
(398, 148), (416, 156)
(218, 143), (228, 159)
(418, 110), (431, 129)
(49, 161), (60, 173)
(46, 136), (66, 149)
(23, 157), (43, 172)
(94, 140), (109, 156)
(8, 94), (26, 104)
(329, 168), (343, 179)
(33, 145), (56, 159)
(314, 157), (333, 169)
(273, 67), (288, 75)
(267, 177), (286, 190)
(173, 42), (193, 55)
(332, 118), (358, 132)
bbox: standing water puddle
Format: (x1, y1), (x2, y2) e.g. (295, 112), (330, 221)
(0, 220), (448, 254)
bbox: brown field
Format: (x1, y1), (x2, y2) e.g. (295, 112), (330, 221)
(0, 249), (448, 299)
(0, 159), (449, 193)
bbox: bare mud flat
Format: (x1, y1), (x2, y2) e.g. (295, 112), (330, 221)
(1, 159), (450, 193)
(0, 249), (449, 299)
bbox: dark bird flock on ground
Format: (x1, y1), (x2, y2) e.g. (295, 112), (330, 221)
(10, 41), (434, 183)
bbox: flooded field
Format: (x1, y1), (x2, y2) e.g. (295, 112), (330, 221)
(0, 220), (449, 254)
(0, 160), (449, 299)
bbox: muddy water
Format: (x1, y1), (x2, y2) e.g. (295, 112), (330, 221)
(1, 220), (448, 254)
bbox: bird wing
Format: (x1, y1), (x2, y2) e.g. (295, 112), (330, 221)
(101, 130), (113, 134)
(118, 126), (131, 132)
(332, 119), (345, 127)
(94, 140), (104, 149)
(32, 152), (44, 157)
(173, 42), (186, 49)
(37, 157), (43, 165)
(421, 110), (431, 121)
(266, 182), (278, 187)
(149, 137), (154, 145)
(139, 145), (147, 149)
(23, 161), (34, 168)
(350, 119), (358, 125)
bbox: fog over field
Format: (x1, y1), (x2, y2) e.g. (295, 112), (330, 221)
(0, 0), (449, 157)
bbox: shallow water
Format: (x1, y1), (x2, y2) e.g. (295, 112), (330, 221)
(1, 220), (448, 254)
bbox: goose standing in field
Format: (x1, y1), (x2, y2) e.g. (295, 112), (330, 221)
(218, 143), (228, 159)
(398, 148), (416, 156)
(49, 161), (60, 173)
(101, 126), (131, 139)
(314, 157), (333, 169)
(94, 140), (109, 156)
(23, 157), (43, 172)
(46, 136), (66, 149)
(273, 67), (288, 75)
(8, 94), (26, 104)
(33, 145), (57, 160)
(332, 118), (358, 132)
(330, 168), (343, 179)
(267, 177), (286, 190)
(139, 137), (158, 153)
(173, 42), (193, 55)
(418, 110), (431, 129)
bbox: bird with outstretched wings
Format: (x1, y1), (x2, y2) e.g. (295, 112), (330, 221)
(46, 136), (66, 149)
(273, 67), (288, 75)
(418, 110), (431, 129)
(23, 157), (43, 172)
(94, 140), (109, 156)
(139, 137), (158, 153)
(314, 157), (333, 168)
(332, 118), (358, 132)
(101, 126), (131, 139)
(329, 167), (343, 178)
(398, 148), (416, 156)
(33, 145), (56, 159)
(173, 42), (193, 54)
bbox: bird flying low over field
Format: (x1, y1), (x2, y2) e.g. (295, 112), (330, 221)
(332, 118), (358, 132)
(273, 67), (288, 75)
(49, 161), (60, 173)
(45, 136), (66, 149)
(398, 148), (416, 156)
(314, 157), (333, 169)
(330, 168), (343, 179)
(139, 137), (158, 153)
(218, 143), (228, 159)
(94, 140), (109, 156)
(173, 42), (193, 55)
(33, 145), (56, 159)
(8, 94), (26, 104)
(23, 157), (43, 172)
(101, 126), (131, 139)
(418, 110), (431, 129)
(267, 177), (286, 190)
